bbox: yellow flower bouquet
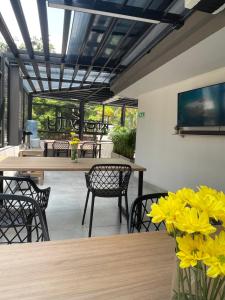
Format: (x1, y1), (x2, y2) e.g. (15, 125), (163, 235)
(148, 186), (225, 299)
(69, 132), (80, 162)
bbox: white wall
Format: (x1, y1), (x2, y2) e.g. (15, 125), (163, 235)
(136, 66), (225, 191)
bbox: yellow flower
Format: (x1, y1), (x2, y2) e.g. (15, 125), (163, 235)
(191, 186), (225, 221)
(176, 234), (208, 268)
(176, 188), (195, 205)
(175, 207), (216, 235)
(148, 193), (186, 233)
(204, 231), (225, 278)
(70, 132), (76, 136)
(70, 137), (80, 145)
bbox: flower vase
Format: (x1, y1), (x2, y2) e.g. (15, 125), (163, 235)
(71, 145), (78, 162)
(171, 260), (225, 300)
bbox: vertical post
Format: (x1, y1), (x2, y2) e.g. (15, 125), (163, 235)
(102, 104), (105, 123)
(28, 94), (33, 120)
(137, 170), (144, 232)
(120, 104), (126, 127)
(79, 100), (84, 140)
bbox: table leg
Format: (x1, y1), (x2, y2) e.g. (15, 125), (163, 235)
(137, 171), (144, 231)
(44, 142), (48, 157)
(0, 171), (3, 193)
(99, 144), (101, 158)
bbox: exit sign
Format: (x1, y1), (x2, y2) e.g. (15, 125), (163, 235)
(138, 112), (145, 118)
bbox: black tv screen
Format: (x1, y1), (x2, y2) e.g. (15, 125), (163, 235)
(178, 82), (225, 127)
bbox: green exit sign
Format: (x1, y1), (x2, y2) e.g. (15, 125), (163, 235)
(138, 112), (145, 118)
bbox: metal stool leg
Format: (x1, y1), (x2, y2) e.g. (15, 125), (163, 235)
(118, 197), (122, 223)
(124, 193), (129, 232)
(88, 194), (95, 237)
(82, 189), (90, 225)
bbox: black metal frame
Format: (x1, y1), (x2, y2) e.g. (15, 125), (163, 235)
(0, 193), (50, 244)
(0, 0), (190, 104)
(82, 163), (132, 237)
(0, 175), (51, 232)
(128, 192), (168, 233)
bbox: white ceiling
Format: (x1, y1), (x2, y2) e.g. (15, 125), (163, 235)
(120, 26), (225, 98)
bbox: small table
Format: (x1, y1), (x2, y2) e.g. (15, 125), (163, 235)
(0, 232), (175, 299)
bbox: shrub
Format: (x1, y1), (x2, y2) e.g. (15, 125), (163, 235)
(110, 126), (136, 160)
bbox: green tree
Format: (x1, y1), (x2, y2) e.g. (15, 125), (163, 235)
(0, 41), (8, 53)
(19, 36), (55, 52)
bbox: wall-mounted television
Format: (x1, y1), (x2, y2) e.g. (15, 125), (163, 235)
(178, 82), (225, 127)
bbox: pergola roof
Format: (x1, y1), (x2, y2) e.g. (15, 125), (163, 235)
(0, 0), (193, 104)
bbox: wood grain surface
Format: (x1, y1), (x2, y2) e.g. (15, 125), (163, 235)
(0, 157), (146, 172)
(0, 232), (175, 300)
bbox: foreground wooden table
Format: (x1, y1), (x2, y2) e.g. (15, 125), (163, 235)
(0, 232), (175, 300)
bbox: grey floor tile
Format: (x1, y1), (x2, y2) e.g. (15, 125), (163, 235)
(43, 171), (161, 240)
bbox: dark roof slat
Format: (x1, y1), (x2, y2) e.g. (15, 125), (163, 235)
(37, 0), (52, 90)
(48, 0), (184, 26)
(0, 12), (35, 92)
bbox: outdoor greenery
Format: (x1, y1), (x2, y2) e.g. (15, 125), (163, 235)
(110, 126), (136, 160)
(0, 37), (55, 53)
(33, 97), (138, 134)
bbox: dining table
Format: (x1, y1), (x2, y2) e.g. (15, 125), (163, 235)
(0, 156), (146, 219)
(0, 232), (175, 299)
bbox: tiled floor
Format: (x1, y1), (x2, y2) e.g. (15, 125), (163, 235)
(44, 171), (165, 240)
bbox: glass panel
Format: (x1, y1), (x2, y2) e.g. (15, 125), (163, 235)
(20, 0), (43, 51)
(51, 66), (60, 79)
(26, 64), (35, 77)
(61, 82), (70, 89)
(67, 12), (91, 57)
(42, 81), (49, 91)
(63, 68), (74, 80)
(38, 65), (47, 78)
(0, 1), (24, 48)
(71, 83), (80, 88)
(32, 80), (41, 91)
(23, 80), (33, 93)
(127, 0), (149, 8)
(86, 71), (99, 82)
(74, 70), (86, 81)
(95, 72), (110, 83)
(51, 81), (59, 89)
(47, 6), (64, 54)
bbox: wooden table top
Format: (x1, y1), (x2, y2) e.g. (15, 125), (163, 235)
(0, 232), (175, 300)
(0, 157), (146, 172)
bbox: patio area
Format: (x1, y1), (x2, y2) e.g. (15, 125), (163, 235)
(0, 0), (225, 299)
(44, 170), (164, 240)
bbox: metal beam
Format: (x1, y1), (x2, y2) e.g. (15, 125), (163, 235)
(59, 10), (72, 90)
(10, 0), (44, 91)
(120, 105), (126, 126)
(7, 52), (124, 71)
(69, 14), (96, 89)
(37, 0), (52, 91)
(48, 0), (184, 26)
(0, 13), (35, 92)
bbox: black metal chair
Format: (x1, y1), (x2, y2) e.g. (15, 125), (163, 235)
(0, 176), (50, 232)
(128, 193), (168, 233)
(0, 194), (50, 244)
(80, 142), (98, 158)
(52, 140), (70, 157)
(82, 164), (132, 237)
